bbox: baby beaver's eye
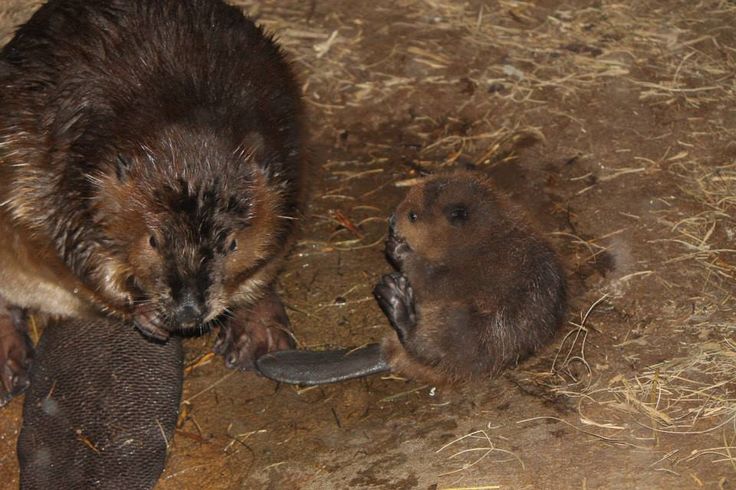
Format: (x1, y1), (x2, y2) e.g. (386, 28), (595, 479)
(408, 211), (418, 223)
(445, 204), (469, 226)
(228, 238), (238, 253)
(148, 235), (158, 249)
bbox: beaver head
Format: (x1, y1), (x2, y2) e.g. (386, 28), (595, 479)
(389, 172), (513, 265)
(87, 126), (294, 340)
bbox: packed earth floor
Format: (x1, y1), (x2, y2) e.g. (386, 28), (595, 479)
(1, 0), (735, 488)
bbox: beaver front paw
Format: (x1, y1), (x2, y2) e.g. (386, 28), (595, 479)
(373, 272), (417, 343)
(214, 291), (295, 371)
(133, 305), (170, 341)
(385, 217), (412, 269)
(0, 309), (33, 407)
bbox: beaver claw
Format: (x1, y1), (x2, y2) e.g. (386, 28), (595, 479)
(214, 321), (294, 371)
(214, 292), (295, 371)
(133, 306), (170, 341)
(385, 228), (412, 270)
(0, 310), (33, 407)
(373, 272), (417, 342)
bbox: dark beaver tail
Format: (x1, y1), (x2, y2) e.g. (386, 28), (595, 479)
(18, 317), (183, 489)
(256, 343), (389, 385)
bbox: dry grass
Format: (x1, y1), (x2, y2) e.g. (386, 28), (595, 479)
(436, 428), (525, 477)
(0, 0), (734, 487)
(236, 0), (736, 479)
(303, 1), (736, 479)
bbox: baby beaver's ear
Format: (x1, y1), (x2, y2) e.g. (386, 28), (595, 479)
(444, 203), (469, 226)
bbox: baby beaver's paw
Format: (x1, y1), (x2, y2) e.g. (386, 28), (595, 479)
(385, 228), (412, 270)
(373, 272), (417, 343)
(214, 291), (295, 371)
(0, 308), (33, 407)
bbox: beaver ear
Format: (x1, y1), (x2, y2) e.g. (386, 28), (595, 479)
(241, 131), (265, 162)
(240, 131), (275, 179)
(444, 204), (469, 226)
(115, 154), (133, 182)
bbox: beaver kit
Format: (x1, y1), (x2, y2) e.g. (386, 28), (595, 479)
(0, 0), (305, 486)
(258, 171), (567, 386)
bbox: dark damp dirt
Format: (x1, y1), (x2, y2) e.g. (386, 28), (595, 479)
(1, 0), (735, 489)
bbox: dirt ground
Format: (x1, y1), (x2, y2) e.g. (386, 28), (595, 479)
(1, 0), (735, 488)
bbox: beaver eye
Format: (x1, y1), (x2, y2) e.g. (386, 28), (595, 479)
(446, 204), (469, 225)
(149, 235), (158, 249)
(408, 211), (418, 223)
(228, 238), (238, 253)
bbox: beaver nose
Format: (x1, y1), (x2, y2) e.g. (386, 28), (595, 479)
(388, 214), (396, 230)
(175, 303), (203, 328)
(173, 289), (204, 328)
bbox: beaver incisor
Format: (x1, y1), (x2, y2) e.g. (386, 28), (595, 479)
(257, 171), (567, 386)
(0, 0), (306, 404)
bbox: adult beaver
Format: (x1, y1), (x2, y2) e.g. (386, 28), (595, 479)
(257, 171), (567, 385)
(0, 0), (305, 404)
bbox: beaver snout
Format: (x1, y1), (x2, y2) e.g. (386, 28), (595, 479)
(174, 302), (203, 328)
(172, 291), (204, 329)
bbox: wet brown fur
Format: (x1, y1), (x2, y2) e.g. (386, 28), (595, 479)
(0, 0), (306, 398)
(380, 171), (567, 385)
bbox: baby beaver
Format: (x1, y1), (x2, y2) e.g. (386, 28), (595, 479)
(257, 171), (567, 386)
